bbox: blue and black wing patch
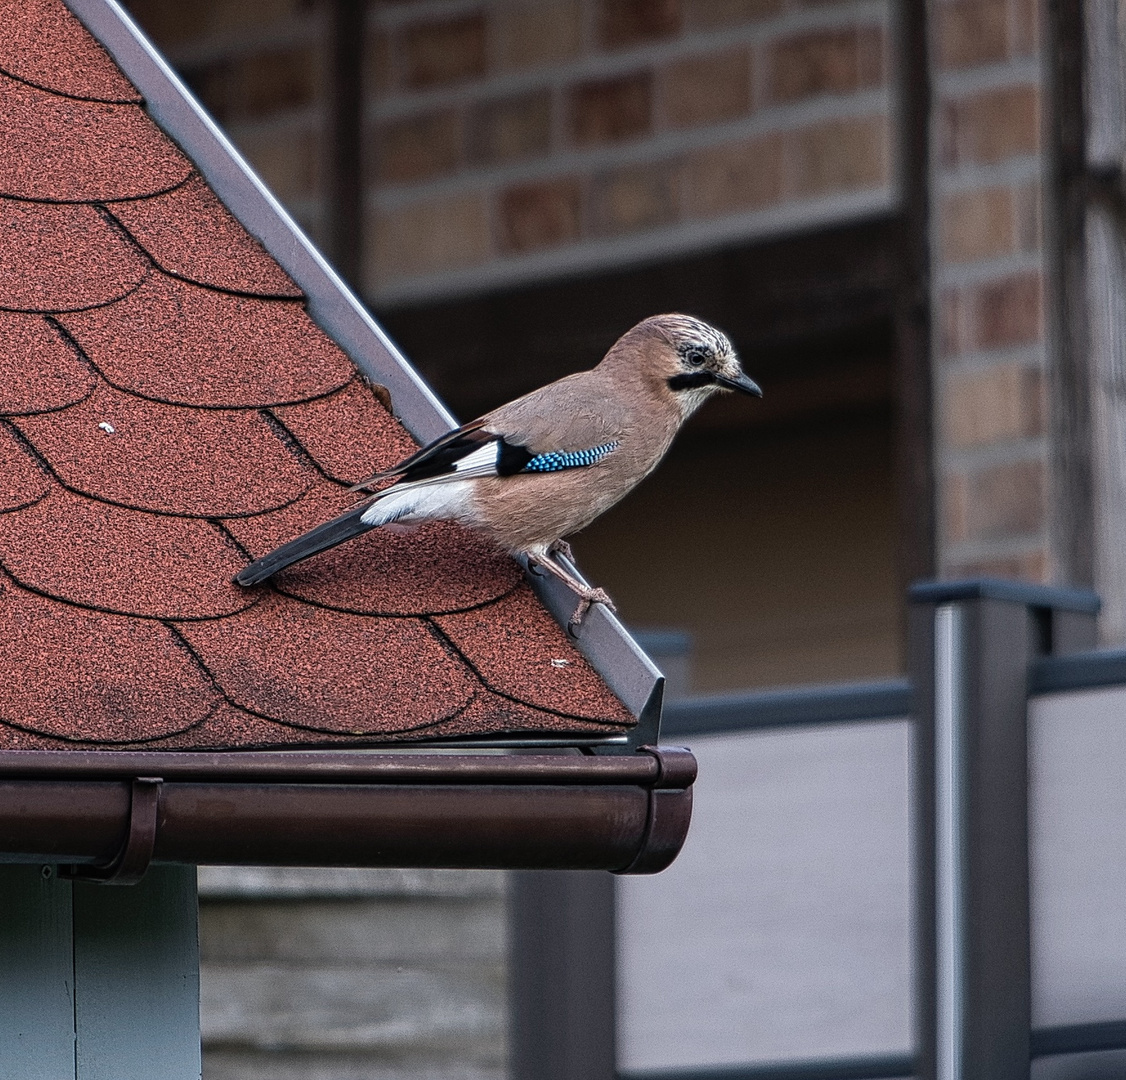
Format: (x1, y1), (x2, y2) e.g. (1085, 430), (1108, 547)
(522, 442), (619, 472)
(351, 421), (618, 491)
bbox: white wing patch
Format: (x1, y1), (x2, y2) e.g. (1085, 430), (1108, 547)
(360, 479), (480, 528)
(449, 440), (501, 478)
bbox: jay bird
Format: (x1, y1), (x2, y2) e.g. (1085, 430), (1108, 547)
(236, 314), (762, 625)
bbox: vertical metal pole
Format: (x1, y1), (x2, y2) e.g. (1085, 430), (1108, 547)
(911, 580), (1098, 1080)
(933, 604), (965, 1080)
(509, 870), (616, 1080)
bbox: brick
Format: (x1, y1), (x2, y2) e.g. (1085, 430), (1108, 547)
(468, 91), (552, 166)
(943, 471), (969, 544)
(182, 61), (232, 122)
(493, 1), (582, 72)
(366, 29), (395, 96)
(660, 47), (751, 129)
(766, 27), (884, 104)
(683, 0), (783, 29)
(400, 13), (487, 89)
(935, 0), (1009, 69)
(1013, 181), (1042, 252)
(234, 124), (320, 201)
(856, 25), (885, 87)
(972, 271), (1042, 350)
(244, 47), (320, 117)
(185, 46), (321, 124)
(1012, 0), (1039, 55)
(497, 178), (583, 254)
(964, 458), (1046, 540)
(685, 134), (782, 217)
(938, 286), (968, 357)
(945, 364), (1044, 448)
(370, 192), (491, 283)
(127, 0), (309, 47)
(948, 549), (1048, 583)
(598, 0), (681, 50)
(374, 109), (462, 185)
(568, 72), (652, 147)
(941, 85), (1040, 168)
(941, 187), (1014, 264)
(783, 116), (887, 198)
(591, 161), (680, 235)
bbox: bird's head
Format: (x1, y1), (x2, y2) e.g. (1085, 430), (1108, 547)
(626, 314), (762, 418)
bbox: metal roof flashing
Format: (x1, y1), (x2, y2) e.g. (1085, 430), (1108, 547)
(61, 0), (664, 742)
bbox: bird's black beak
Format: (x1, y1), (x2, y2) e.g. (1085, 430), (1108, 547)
(715, 370), (763, 397)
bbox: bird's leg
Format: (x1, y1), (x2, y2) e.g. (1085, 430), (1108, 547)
(527, 551), (616, 629)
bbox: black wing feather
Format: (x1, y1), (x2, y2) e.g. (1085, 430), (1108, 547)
(351, 421), (533, 489)
(234, 503), (373, 585)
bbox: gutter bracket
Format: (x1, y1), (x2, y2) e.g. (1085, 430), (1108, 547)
(61, 776), (162, 885)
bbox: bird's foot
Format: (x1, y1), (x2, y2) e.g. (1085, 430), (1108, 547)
(548, 539), (575, 562)
(568, 586), (616, 629)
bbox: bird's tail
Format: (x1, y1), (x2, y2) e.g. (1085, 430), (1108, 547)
(234, 502), (375, 586)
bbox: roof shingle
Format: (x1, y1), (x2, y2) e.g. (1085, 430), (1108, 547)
(0, 72), (189, 200)
(0, 0), (634, 749)
(0, 201), (148, 311)
(0, 312), (96, 413)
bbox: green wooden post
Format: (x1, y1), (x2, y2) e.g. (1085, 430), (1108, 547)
(0, 865), (201, 1080)
(0, 866), (76, 1078)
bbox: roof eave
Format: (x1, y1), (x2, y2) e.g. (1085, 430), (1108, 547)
(63, 0), (663, 732)
(0, 748), (695, 875)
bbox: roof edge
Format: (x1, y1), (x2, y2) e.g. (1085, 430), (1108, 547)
(62, 0), (663, 725)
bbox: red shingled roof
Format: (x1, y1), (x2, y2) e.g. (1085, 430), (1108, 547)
(0, 0), (633, 749)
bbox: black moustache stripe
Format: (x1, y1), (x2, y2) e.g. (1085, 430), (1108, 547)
(667, 371), (716, 391)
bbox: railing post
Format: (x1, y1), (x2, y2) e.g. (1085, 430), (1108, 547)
(509, 871), (615, 1080)
(909, 579), (1098, 1080)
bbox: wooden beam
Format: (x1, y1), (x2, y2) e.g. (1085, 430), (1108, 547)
(0, 865), (200, 1080)
(1044, 0), (1094, 586)
(891, 0), (936, 592)
(0, 867), (76, 1079)
(328, 0), (364, 287)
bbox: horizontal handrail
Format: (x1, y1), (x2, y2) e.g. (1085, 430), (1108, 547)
(1030, 648), (1126, 695)
(618, 1052), (913, 1080)
(615, 1020), (1126, 1080)
(1031, 1019), (1126, 1057)
(662, 679), (912, 737)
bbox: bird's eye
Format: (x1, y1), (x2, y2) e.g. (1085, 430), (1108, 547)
(684, 347), (708, 366)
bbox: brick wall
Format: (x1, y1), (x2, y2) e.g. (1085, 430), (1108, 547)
(126, 0), (894, 307)
(127, 0), (330, 247)
(929, 0), (1051, 580)
(365, 0), (894, 305)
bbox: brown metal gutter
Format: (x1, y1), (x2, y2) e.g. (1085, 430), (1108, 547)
(0, 747), (694, 877)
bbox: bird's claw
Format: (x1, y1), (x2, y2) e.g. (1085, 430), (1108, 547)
(568, 587), (616, 630)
